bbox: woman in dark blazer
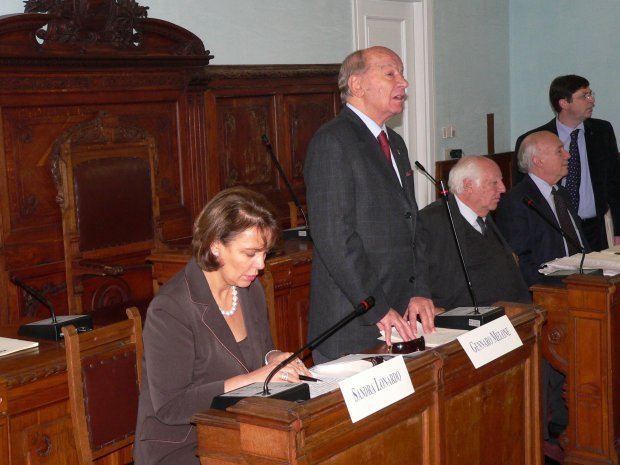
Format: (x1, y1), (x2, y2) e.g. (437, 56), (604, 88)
(134, 187), (310, 465)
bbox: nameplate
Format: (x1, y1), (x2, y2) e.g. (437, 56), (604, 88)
(339, 355), (414, 423)
(457, 315), (522, 369)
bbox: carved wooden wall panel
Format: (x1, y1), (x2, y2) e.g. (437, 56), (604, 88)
(283, 93), (338, 189)
(199, 65), (341, 226)
(217, 96), (275, 190)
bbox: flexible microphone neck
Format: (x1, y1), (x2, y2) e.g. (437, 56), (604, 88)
(414, 162), (480, 313)
(262, 296), (375, 395)
(261, 134), (309, 228)
(11, 276), (58, 323)
(522, 197), (586, 274)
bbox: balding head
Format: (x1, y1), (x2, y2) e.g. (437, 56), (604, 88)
(518, 131), (570, 185)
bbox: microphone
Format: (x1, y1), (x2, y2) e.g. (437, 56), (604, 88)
(12, 276), (93, 341)
(414, 162), (504, 330)
(522, 196), (586, 274)
(261, 134), (310, 240)
(262, 296), (375, 395)
(210, 296), (375, 409)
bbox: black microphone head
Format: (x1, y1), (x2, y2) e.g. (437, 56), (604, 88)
(414, 161), (425, 171)
(261, 134), (271, 147)
(360, 296), (375, 311)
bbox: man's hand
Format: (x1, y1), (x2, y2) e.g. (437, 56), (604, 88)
(404, 296), (436, 336)
(376, 308), (415, 347)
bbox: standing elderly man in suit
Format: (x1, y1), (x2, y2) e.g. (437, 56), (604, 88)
(514, 75), (620, 250)
(497, 131), (590, 286)
(419, 156), (530, 310)
(304, 46), (435, 363)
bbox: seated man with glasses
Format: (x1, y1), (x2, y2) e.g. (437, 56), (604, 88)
(512, 74), (620, 251)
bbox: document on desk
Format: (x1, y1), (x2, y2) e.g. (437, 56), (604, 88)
(540, 247), (620, 276)
(379, 321), (468, 347)
(308, 354), (383, 398)
(307, 353), (417, 398)
(0, 336), (38, 357)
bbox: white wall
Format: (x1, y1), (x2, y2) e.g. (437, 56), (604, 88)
(433, 0), (510, 158)
(0, 1), (353, 65)
(510, 0), (620, 146)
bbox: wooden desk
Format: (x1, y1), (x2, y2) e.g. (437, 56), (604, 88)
(148, 240), (313, 355)
(193, 303), (544, 465)
(0, 335), (133, 465)
(531, 273), (620, 465)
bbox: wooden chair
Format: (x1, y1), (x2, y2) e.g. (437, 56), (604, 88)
(51, 112), (162, 316)
(288, 200), (307, 228)
(63, 307), (143, 465)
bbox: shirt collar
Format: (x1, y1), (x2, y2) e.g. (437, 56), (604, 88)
(347, 103), (386, 138)
(556, 118), (585, 145)
(454, 194), (481, 227)
(528, 172), (555, 199)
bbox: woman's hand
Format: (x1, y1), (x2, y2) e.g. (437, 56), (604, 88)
(265, 351), (312, 383)
(224, 351), (311, 392)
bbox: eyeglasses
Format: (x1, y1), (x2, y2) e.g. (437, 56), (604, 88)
(388, 335), (426, 354)
(574, 91), (595, 101)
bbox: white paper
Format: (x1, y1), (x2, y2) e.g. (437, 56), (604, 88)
(379, 320), (467, 348)
(0, 337), (38, 357)
(539, 248), (620, 277)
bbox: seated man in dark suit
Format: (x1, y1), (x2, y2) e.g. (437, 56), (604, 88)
(419, 155), (530, 310)
(513, 75), (620, 251)
(496, 131), (591, 457)
(496, 131), (590, 286)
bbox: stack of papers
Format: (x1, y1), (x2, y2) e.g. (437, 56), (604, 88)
(0, 337), (38, 357)
(309, 354), (400, 398)
(539, 245), (620, 277)
(379, 321), (468, 347)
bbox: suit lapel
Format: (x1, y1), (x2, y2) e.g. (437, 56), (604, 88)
(184, 259), (249, 369)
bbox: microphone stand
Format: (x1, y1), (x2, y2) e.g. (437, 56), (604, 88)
(263, 296), (375, 395)
(414, 162), (504, 330)
(12, 276), (93, 341)
(414, 163), (480, 313)
(210, 297), (375, 409)
(522, 197), (586, 274)
(261, 134), (310, 240)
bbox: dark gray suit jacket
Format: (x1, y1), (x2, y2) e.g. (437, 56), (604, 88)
(513, 118), (620, 245)
(304, 106), (430, 360)
(495, 176), (590, 287)
(420, 194), (531, 309)
(134, 258), (273, 465)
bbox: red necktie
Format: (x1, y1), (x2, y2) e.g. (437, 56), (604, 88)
(377, 131), (391, 162)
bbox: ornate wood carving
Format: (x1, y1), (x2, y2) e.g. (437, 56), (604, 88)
(24, 0), (149, 50)
(0, 0), (213, 63)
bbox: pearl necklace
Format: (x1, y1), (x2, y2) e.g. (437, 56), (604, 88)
(218, 286), (238, 317)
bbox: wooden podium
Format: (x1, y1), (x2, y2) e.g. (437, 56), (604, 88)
(193, 304), (544, 465)
(531, 273), (620, 465)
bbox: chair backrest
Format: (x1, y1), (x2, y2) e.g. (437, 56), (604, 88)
(288, 200), (307, 228)
(51, 111), (161, 314)
(63, 307), (143, 465)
